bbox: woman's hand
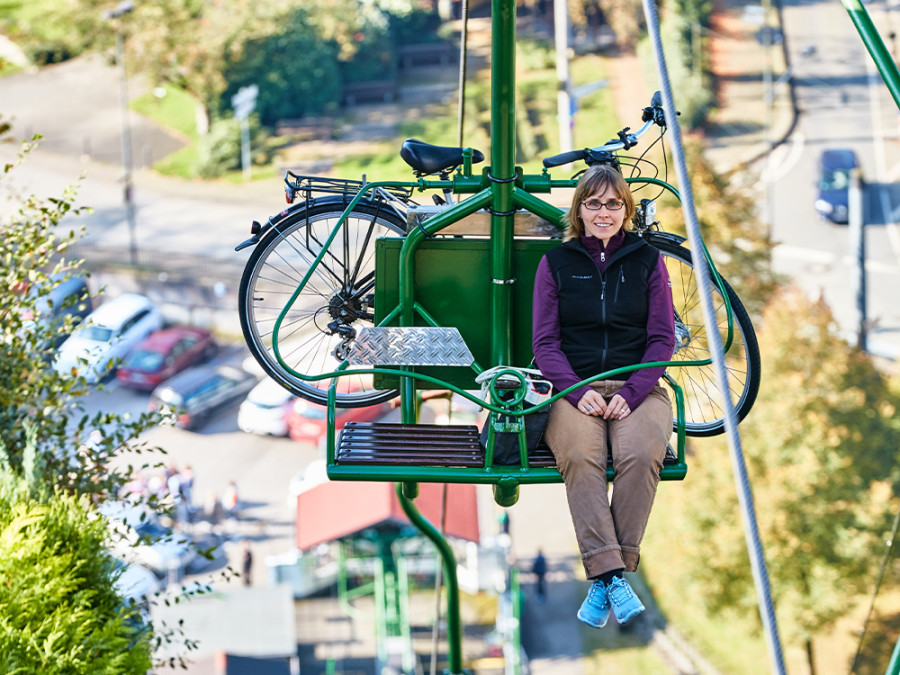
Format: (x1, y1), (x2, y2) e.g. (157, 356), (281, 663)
(604, 393), (631, 420)
(577, 391), (607, 416)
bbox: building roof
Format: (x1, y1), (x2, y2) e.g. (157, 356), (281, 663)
(295, 480), (480, 550)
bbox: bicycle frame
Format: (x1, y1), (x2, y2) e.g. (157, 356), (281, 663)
(266, 170), (738, 401)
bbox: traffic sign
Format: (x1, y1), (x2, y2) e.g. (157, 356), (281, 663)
(232, 85), (258, 120)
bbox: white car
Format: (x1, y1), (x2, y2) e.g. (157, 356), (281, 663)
(237, 377), (296, 437)
(53, 293), (164, 383)
(114, 560), (162, 605)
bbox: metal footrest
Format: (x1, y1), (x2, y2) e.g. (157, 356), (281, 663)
(337, 422), (484, 467)
(348, 327), (475, 366)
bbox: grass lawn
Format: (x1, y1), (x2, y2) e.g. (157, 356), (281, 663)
(130, 83), (199, 141)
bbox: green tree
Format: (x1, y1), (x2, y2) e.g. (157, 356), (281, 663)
(1, 127), (216, 670)
(682, 287), (900, 673)
(0, 459), (152, 674)
(1, 133), (158, 496)
(220, 11), (342, 126)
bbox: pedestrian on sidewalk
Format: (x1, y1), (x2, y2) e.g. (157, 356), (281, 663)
(222, 481), (239, 520)
(532, 164), (676, 629)
(241, 540), (253, 587)
(532, 549), (548, 602)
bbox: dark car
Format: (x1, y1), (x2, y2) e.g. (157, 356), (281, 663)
(117, 326), (217, 391)
(815, 148), (859, 224)
(20, 274), (92, 352)
(148, 365), (257, 430)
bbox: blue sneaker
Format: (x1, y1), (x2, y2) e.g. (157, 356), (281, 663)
(576, 579), (610, 628)
(607, 576), (645, 624)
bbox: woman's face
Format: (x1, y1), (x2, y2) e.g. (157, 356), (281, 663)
(579, 184), (626, 246)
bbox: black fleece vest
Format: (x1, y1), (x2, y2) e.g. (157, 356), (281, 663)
(545, 233), (660, 380)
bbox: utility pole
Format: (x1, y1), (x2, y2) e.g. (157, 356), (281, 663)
(104, 0), (137, 265)
(554, 0), (573, 152)
(848, 169), (868, 351)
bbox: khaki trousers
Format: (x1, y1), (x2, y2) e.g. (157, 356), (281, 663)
(545, 380), (672, 578)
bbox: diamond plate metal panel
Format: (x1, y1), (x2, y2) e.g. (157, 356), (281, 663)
(348, 327), (475, 366)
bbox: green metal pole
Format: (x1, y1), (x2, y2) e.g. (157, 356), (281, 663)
(395, 484), (465, 675)
(887, 635), (900, 675)
(510, 567), (522, 675)
(884, 638), (900, 675)
(841, 0), (900, 110)
(490, 0), (517, 368)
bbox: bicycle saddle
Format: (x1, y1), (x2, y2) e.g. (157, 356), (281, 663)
(400, 138), (485, 176)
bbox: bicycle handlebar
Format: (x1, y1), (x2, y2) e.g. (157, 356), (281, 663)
(541, 91), (671, 169)
(542, 148), (592, 169)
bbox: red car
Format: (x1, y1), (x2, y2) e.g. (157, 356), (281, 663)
(287, 397), (392, 445)
(116, 326), (217, 391)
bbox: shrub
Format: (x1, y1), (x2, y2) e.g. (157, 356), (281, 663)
(194, 117), (243, 178)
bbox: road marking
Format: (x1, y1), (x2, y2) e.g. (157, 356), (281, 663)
(772, 244), (835, 264)
(839, 256), (900, 274)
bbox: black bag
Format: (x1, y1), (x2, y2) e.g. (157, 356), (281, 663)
(480, 404), (550, 465)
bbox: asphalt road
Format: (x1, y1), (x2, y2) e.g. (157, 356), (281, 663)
(767, 0), (900, 361)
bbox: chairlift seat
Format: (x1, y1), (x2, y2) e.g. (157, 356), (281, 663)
(336, 421), (683, 478)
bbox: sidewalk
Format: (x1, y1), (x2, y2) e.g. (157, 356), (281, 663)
(704, 0), (796, 173)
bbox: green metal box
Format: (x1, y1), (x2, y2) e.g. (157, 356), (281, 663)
(374, 237), (559, 389)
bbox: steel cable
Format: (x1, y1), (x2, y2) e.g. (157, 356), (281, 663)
(639, 0), (787, 672)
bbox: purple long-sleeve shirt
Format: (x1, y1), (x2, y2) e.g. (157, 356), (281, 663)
(532, 230), (676, 411)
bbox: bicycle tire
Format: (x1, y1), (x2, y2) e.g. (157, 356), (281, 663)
(238, 201), (406, 407)
(645, 234), (761, 437)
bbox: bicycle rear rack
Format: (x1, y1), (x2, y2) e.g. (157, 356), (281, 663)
(283, 171), (413, 205)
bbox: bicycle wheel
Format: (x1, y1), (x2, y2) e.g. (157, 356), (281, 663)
(239, 201), (406, 407)
(645, 234), (761, 437)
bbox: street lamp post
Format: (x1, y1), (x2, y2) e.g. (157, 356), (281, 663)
(104, 0), (137, 266)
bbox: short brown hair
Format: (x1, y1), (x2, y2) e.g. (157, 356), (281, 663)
(565, 164), (636, 241)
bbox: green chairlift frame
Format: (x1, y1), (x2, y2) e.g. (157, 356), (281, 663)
(261, 0), (726, 671)
(261, 0), (900, 671)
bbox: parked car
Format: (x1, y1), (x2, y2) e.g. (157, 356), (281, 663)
(238, 378), (297, 437)
(53, 293), (164, 383)
(117, 325), (217, 391)
(21, 273), (93, 352)
(113, 559), (162, 605)
(148, 365), (258, 430)
(287, 396), (392, 445)
(815, 148), (859, 224)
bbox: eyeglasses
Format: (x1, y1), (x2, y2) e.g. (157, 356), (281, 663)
(582, 199), (625, 211)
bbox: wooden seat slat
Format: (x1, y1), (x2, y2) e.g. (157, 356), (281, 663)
(336, 422), (680, 472)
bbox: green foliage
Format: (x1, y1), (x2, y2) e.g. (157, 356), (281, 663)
(221, 12), (341, 125)
(387, 8), (443, 45)
(0, 473), (152, 673)
(0, 137), (161, 496)
(194, 117), (244, 179)
(682, 287), (900, 648)
(637, 15), (713, 130)
(0, 125), (218, 668)
(597, 0), (645, 50)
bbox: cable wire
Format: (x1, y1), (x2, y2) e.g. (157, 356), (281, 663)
(849, 498), (900, 674)
(640, 0), (786, 671)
